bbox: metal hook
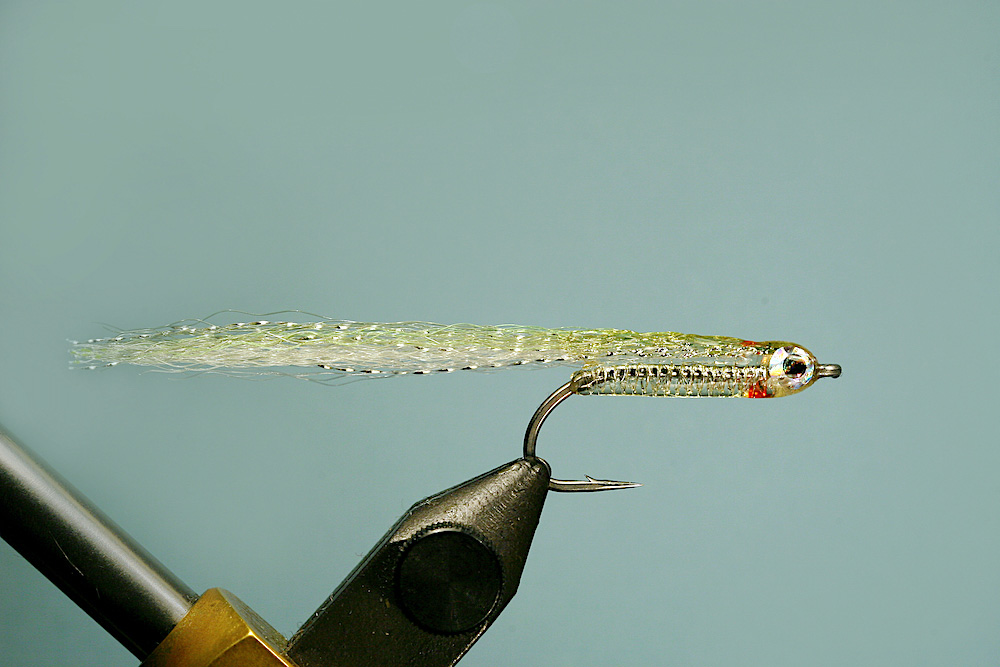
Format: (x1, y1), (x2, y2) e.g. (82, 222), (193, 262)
(816, 364), (842, 378)
(523, 381), (642, 493)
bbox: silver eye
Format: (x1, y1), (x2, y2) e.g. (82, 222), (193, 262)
(768, 346), (815, 391)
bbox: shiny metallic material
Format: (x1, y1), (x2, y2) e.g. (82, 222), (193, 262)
(140, 588), (295, 667)
(0, 427), (197, 659)
(523, 382), (642, 492)
(816, 364), (842, 378)
(572, 346), (841, 398)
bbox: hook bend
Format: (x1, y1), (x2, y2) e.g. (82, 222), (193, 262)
(523, 381), (642, 492)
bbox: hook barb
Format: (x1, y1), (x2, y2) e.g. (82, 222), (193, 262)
(549, 476), (643, 492)
(523, 381), (642, 493)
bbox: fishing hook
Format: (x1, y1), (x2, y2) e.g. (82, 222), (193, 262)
(523, 381), (642, 492)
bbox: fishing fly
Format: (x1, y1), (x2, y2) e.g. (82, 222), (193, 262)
(72, 312), (841, 490)
(72, 312), (840, 397)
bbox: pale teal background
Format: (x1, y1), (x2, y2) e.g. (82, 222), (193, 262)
(1, 2), (998, 666)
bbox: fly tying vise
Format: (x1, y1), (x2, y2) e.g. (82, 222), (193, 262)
(72, 313), (841, 491)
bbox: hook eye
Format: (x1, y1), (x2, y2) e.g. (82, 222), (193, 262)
(523, 382), (641, 493)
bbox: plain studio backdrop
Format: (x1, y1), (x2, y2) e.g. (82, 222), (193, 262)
(1, 2), (998, 666)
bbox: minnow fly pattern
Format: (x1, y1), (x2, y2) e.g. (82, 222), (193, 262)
(72, 314), (841, 398)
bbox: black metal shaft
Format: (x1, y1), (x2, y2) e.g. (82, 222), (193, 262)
(0, 427), (197, 659)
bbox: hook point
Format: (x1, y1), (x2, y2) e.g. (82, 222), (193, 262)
(549, 476), (642, 493)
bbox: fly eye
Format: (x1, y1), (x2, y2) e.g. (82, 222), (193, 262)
(783, 357), (808, 378)
(767, 345), (816, 395)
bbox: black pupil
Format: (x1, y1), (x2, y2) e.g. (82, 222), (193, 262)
(783, 358), (807, 377)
